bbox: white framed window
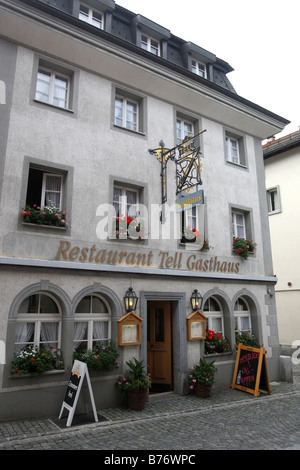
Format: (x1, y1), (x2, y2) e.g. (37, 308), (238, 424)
(191, 59), (206, 78)
(74, 295), (111, 351)
(176, 118), (194, 145)
(226, 136), (239, 164)
(113, 186), (139, 219)
(267, 186), (281, 214)
(234, 298), (251, 333)
(26, 167), (64, 210)
(141, 34), (160, 56)
(232, 211), (246, 238)
(203, 297), (224, 335)
(79, 3), (104, 29)
(15, 293), (62, 352)
(35, 67), (70, 109)
(181, 206), (198, 243)
(41, 173), (63, 210)
(114, 96), (138, 131)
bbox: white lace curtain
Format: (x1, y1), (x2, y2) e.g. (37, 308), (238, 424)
(73, 321), (108, 350)
(44, 174), (61, 209)
(15, 322), (34, 351)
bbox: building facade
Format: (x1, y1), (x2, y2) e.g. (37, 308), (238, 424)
(0, 0), (289, 419)
(263, 131), (300, 355)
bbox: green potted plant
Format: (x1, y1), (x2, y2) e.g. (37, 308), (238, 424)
(187, 358), (216, 398)
(116, 357), (151, 410)
(233, 237), (257, 260)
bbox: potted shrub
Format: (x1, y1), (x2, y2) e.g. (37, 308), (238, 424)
(116, 357), (151, 410)
(187, 358), (216, 398)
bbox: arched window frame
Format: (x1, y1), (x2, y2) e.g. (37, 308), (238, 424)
(234, 297), (252, 333)
(203, 296), (224, 335)
(15, 291), (62, 352)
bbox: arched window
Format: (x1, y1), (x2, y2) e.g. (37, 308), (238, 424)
(203, 296), (224, 335)
(15, 292), (62, 352)
(74, 294), (111, 351)
(234, 297), (251, 333)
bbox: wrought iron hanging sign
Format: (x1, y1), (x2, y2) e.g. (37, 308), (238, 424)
(148, 130), (206, 222)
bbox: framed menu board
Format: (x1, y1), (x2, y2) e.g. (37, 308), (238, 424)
(231, 344), (272, 397)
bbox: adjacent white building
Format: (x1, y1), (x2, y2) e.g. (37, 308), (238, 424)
(0, 0), (290, 419)
(263, 130), (300, 355)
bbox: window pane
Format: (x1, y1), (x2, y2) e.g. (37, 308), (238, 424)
(15, 322), (35, 351)
(40, 322), (59, 349)
(240, 316), (250, 331)
(92, 11), (102, 28)
(19, 295), (39, 313)
(91, 296), (107, 313)
(155, 308), (164, 342)
(35, 70), (51, 103)
(76, 297), (91, 313)
(39, 294), (59, 314)
(44, 174), (62, 209)
(113, 187), (122, 216)
(126, 101), (137, 130)
(126, 190), (137, 217)
(74, 321), (88, 350)
(53, 75), (68, 108)
(114, 98), (123, 126)
(211, 317), (222, 333)
(93, 321), (109, 342)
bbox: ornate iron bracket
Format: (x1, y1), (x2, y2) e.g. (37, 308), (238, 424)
(148, 130), (206, 222)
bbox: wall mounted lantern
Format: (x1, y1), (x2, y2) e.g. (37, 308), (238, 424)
(190, 289), (203, 311)
(124, 287), (138, 313)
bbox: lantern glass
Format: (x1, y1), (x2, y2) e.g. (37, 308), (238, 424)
(191, 289), (202, 311)
(124, 287), (138, 312)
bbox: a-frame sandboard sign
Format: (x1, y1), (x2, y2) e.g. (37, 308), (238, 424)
(59, 360), (98, 427)
(231, 344), (272, 397)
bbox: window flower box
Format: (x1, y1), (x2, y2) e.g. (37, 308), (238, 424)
(20, 205), (68, 228)
(10, 347), (64, 377)
(233, 237), (257, 260)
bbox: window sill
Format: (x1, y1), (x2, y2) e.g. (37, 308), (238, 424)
(113, 124), (145, 137)
(22, 222), (68, 230)
(10, 369), (65, 379)
(226, 160), (248, 170)
(204, 352), (233, 358)
(33, 99), (74, 114)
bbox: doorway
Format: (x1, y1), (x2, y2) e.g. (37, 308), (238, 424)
(147, 301), (173, 393)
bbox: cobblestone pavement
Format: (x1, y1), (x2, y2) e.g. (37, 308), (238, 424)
(1, 377), (300, 451)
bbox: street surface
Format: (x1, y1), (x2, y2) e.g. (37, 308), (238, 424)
(1, 380), (300, 452)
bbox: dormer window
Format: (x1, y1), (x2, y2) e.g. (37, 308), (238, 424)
(141, 34), (160, 56)
(192, 59), (206, 78)
(79, 3), (104, 29)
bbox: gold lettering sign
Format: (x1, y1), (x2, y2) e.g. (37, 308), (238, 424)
(55, 240), (240, 274)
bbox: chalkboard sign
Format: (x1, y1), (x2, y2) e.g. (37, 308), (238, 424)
(59, 360), (98, 427)
(231, 344), (272, 397)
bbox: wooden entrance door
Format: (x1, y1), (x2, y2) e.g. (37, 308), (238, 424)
(147, 301), (173, 392)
